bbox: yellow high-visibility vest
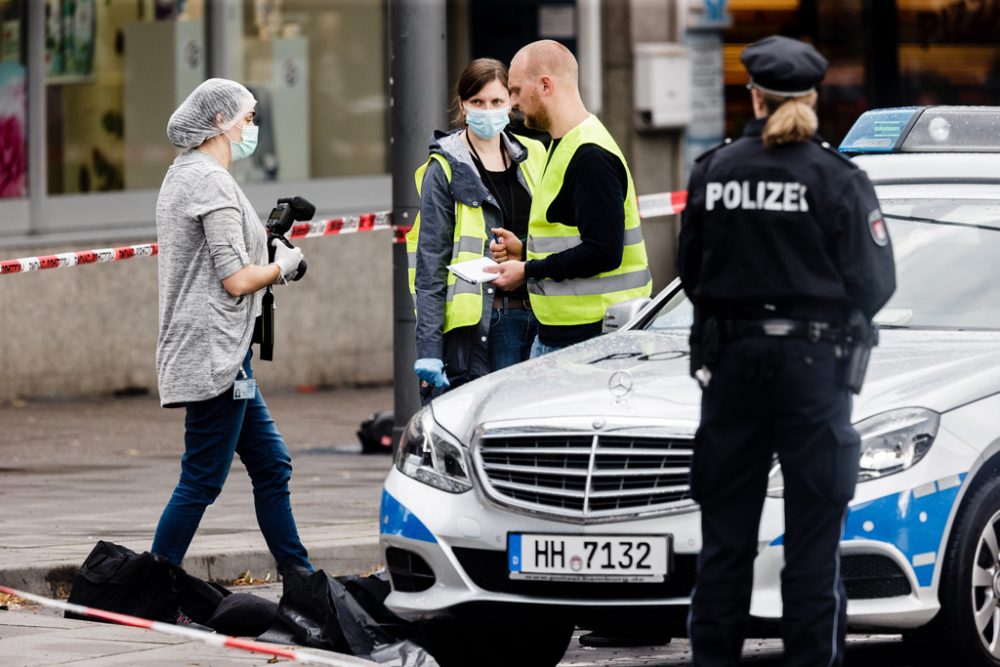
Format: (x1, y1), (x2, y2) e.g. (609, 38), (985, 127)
(526, 115), (651, 326)
(406, 135), (547, 333)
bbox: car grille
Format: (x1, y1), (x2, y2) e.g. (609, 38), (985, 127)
(475, 433), (694, 520)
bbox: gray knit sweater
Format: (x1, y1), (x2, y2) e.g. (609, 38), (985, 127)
(155, 150), (266, 407)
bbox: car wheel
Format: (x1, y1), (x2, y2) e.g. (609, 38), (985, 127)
(420, 617), (575, 667)
(906, 479), (1000, 666)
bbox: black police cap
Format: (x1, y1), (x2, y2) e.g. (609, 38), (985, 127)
(741, 35), (828, 97)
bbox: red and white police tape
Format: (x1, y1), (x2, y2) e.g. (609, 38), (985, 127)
(636, 189), (688, 219)
(0, 584), (373, 666)
(0, 192), (687, 277)
(0, 211), (396, 277)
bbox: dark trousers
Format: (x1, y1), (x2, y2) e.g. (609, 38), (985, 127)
(688, 337), (860, 667)
(151, 348), (313, 575)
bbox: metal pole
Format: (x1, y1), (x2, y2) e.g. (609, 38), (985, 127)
(206, 0), (244, 81)
(389, 0), (447, 445)
(27, 0), (47, 234)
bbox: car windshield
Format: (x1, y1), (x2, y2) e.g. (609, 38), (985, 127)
(644, 197), (1000, 332)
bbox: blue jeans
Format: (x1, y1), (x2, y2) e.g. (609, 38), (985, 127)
(489, 307), (538, 371)
(529, 335), (565, 359)
(151, 348), (313, 575)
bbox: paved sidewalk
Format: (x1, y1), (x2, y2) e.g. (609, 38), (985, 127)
(0, 609), (379, 667)
(0, 386), (395, 596)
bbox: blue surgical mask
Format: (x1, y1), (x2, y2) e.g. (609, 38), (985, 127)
(230, 124), (258, 161)
(465, 106), (510, 139)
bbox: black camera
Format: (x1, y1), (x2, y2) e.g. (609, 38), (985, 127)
(255, 195), (316, 361)
(265, 195), (315, 281)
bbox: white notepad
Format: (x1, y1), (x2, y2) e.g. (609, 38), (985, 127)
(447, 256), (499, 284)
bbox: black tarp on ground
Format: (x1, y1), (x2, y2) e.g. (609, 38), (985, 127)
(259, 566), (437, 666)
(65, 541), (437, 666)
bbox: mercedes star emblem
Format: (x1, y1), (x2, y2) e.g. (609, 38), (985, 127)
(608, 371), (634, 399)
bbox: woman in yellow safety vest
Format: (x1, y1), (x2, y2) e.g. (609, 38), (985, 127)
(407, 58), (547, 402)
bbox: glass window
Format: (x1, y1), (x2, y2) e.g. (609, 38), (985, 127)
(723, 1), (1000, 148)
(234, 0), (387, 184)
(46, 1), (205, 194)
(640, 198), (1000, 333)
(41, 1), (386, 196)
(897, 1), (1000, 106)
(724, 0), (865, 146)
(879, 198), (1000, 330)
(0, 0), (26, 199)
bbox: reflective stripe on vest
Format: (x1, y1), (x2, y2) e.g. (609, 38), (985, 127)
(407, 135), (548, 334)
(526, 115), (652, 326)
(528, 226), (645, 254)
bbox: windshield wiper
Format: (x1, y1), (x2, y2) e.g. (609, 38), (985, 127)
(883, 213), (1000, 232)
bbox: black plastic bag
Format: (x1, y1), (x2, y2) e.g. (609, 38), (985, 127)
(263, 568), (438, 666)
(204, 590), (279, 637)
(66, 540), (277, 637)
(65, 540), (227, 625)
(357, 410), (395, 454)
(68, 542), (436, 665)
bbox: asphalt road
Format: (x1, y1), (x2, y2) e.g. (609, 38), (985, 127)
(559, 634), (911, 666)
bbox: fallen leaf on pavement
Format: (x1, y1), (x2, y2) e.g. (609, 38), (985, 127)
(0, 592), (28, 610)
(231, 570), (271, 586)
(361, 563), (386, 578)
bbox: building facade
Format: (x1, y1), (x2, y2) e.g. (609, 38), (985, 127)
(0, 0), (996, 400)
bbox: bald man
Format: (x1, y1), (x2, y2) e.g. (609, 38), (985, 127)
(487, 40), (651, 355)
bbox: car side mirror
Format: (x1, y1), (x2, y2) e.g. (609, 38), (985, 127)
(602, 297), (651, 334)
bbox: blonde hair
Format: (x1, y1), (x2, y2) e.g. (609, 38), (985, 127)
(761, 90), (818, 149)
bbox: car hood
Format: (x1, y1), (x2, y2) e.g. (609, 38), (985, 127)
(430, 329), (1000, 443)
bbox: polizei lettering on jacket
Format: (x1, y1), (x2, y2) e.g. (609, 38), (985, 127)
(705, 181), (809, 212)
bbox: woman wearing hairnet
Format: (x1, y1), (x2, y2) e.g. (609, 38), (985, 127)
(151, 78), (313, 576)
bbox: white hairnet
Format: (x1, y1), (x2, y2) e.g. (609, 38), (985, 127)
(166, 78), (257, 149)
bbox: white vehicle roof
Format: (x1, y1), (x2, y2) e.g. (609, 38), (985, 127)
(854, 153), (1000, 187)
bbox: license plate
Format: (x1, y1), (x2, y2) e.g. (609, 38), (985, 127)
(508, 534), (670, 583)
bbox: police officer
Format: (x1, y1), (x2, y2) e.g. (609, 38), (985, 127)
(677, 36), (896, 667)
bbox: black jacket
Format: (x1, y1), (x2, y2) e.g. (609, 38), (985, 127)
(678, 118), (896, 323)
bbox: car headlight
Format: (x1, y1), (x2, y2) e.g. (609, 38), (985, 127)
(765, 407), (940, 498)
(394, 408), (472, 493)
(855, 407), (939, 482)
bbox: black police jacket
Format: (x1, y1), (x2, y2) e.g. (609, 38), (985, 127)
(677, 117), (896, 323)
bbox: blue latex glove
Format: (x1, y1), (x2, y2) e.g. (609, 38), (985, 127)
(414, 358), (450, 388)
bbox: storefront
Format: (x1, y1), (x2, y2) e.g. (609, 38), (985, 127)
(0, 0), (388, 244)
(723, 0), (1000, 146)
(4, 1), (1000, 243)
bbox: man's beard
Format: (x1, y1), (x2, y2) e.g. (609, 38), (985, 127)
(524, 105), (551, 132)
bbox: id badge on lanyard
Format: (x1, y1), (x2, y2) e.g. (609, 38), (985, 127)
(233, 367), (257, 401)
